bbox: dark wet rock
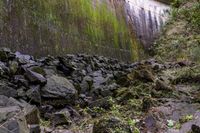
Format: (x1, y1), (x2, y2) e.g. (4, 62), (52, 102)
(0, 95), (18, 107)
(15, 51), (34, 64)
(65, 106), (81, 121)
(17, 86), (27, 98)
(77, 94), (92, 108)
(0, 115), (29, 133)
(92, 76), (105, 87)
(177, 60), (192, 67)
(39, 105), (55, 120)
(144, 115), (157, 132)
(57, 57), (75, 76)
(43, 68), (57, 78)
(99, 83), (119, 97)
(25, 105), (40, 125)
(24, 69), (47, 85)
(192, 124), (200, 133)
(0, 48), (11, 62)
(51, 109), (72, 127)
(29, 124), (41, 133)
(94, 117), (131, 133)
(152, 63), (164, 70)
(0, 80), (17, 98)
(0, 61), (9, 73)
(86, 65), (93, 73)
(0, 95), (39, 133)
(0, 106), (21, 123)
(1, 48), (196, 133)
(142, 109), (166, 133)
(26, 85), (41, 104)
(41, 75), (77, 104)
(79, 76), (93, 94)
(39, 105), (54, 117)
(14, 75), (29, 87)
(114, 71), (130, 86)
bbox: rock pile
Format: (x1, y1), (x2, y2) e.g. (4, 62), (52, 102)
(0, 48), (133, 132)
(0, 48), (194, 133)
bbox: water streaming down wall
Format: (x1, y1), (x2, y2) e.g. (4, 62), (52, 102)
(125, 0), (170, 49)
(0, 0), (138, 61)
(0, 0), (170, 61)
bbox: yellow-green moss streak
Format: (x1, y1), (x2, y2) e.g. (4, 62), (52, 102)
(0, 0), (139, 60)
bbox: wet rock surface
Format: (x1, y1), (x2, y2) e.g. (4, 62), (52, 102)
(0, 48), (199, 133)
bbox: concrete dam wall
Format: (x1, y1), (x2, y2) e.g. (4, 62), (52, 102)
(125, 0), (170, 49)
(0, 0), (170, 61)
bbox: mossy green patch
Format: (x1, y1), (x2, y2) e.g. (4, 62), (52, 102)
(153, 0), (200, 62)
(172, 66), (200, 84)
(0, 0), (140, 61)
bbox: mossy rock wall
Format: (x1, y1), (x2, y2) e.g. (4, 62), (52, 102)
(0, 0), (139, 61)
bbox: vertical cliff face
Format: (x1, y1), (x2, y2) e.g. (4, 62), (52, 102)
(0, 0), (139, 61)
(125, 0), (170, 49)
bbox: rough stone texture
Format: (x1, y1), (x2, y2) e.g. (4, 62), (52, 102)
(41, 75), (77, 101)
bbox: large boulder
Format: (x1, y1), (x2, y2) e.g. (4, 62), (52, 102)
(41, 75), (77, 104)
(0, 95), (40, 133)
(0, 106), (21, 123)
(0, 115), (29, 133)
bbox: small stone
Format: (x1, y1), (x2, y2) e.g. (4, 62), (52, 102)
(15, 51), (34, 64)
(51, 109), (72, 127)
(14, 75), (29, 87)
(9, 60), (19, 75)
(26, 85), (41, 104)
(25, 69), (47, 85)
(29, 124), (41, 133)
(25, 105), (40, 125)
(0, 48), (10, 62)
(191, 124), (200, 133)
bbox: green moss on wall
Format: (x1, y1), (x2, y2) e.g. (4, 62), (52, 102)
(0, 0), (139, 61)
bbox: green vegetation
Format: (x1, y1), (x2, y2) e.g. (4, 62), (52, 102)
(153, 0), (200, 62)
(0, 0), (139, 60)
(172, 66), (200, 84)
(171, 0), (200, 27)
(40, 119), (51, 127)
(179, 114), (194, 123)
